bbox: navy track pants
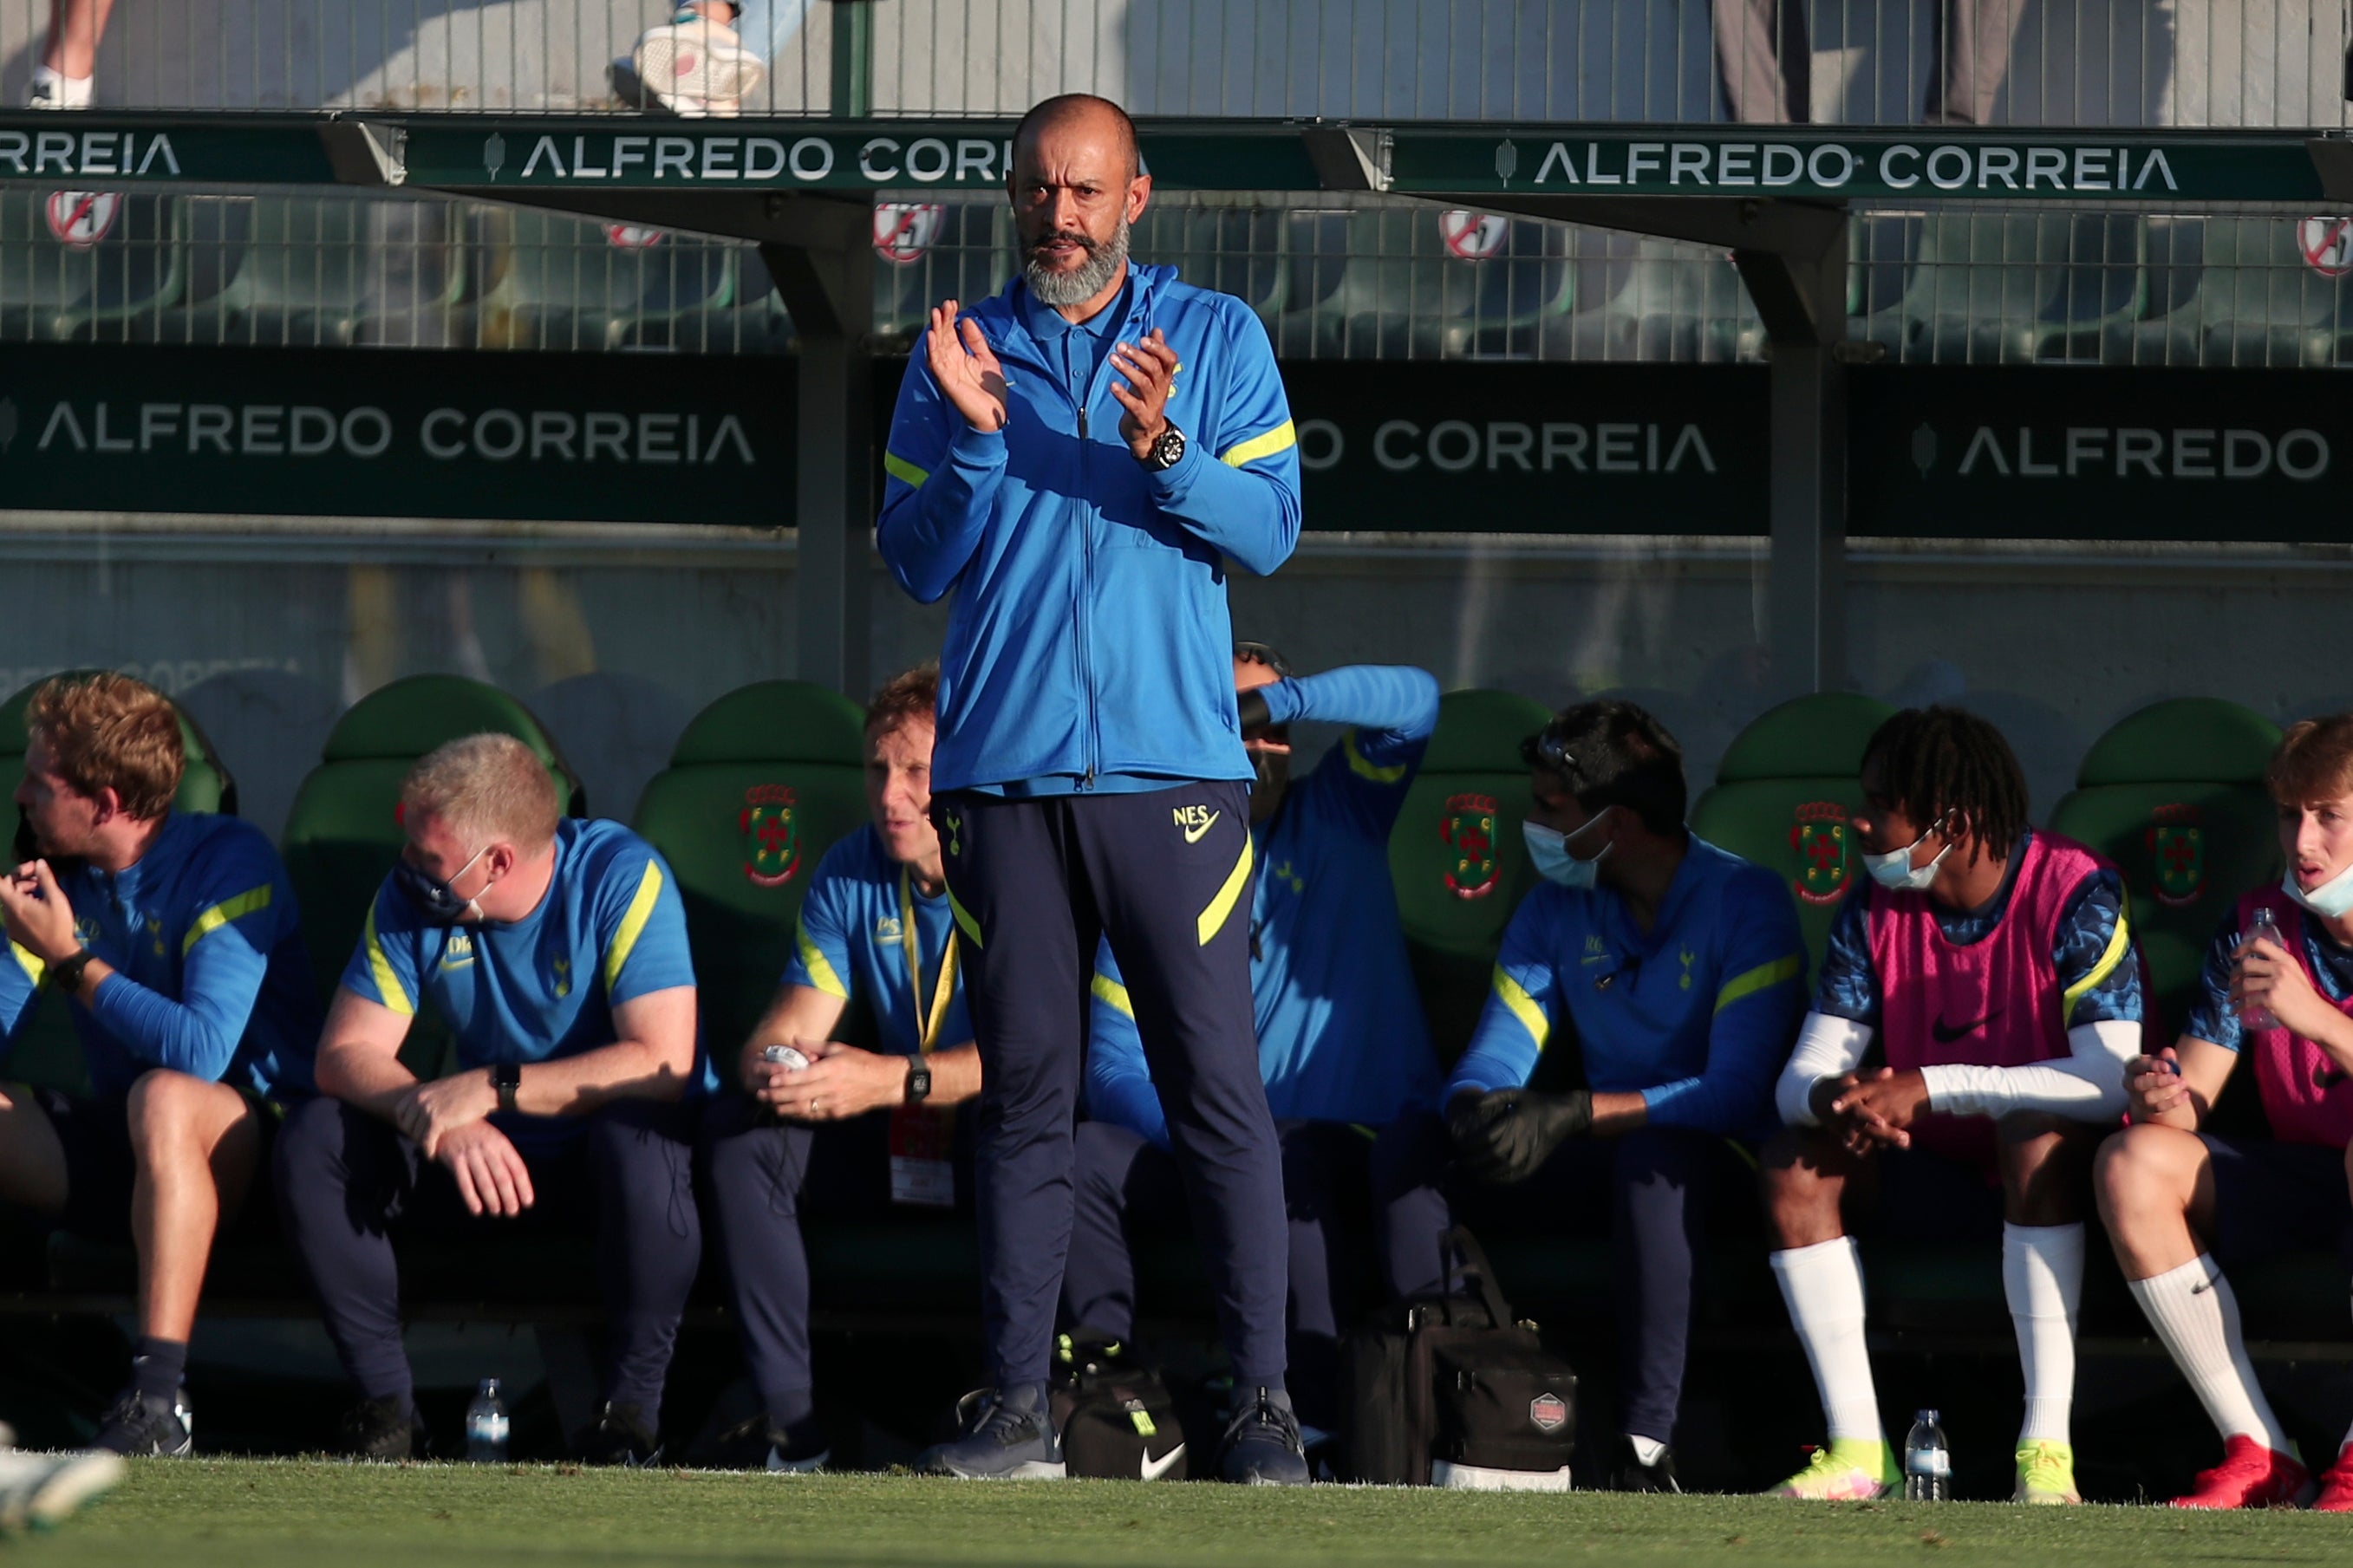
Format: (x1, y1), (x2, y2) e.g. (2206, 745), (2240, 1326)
(274, 1096), (701, 1421)
(935, 782), (1287, 1390)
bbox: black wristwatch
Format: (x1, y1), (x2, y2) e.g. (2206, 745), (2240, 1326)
(905, 1059), (933, 1104)
(49, 950), (94, 998)
(1141, 424), (1187, 472)
(492, 1060), (522, 1114)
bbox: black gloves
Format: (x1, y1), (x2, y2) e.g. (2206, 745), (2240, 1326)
(1446, 1087), (1594, 1184)
(1236, 687), (1273, 738)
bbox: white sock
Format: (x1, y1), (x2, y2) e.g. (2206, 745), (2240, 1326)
(2004, 1222), (2083, 1445)
(1771, 1237), (1882, 1446)
(2127, 1254), (2289, 1451)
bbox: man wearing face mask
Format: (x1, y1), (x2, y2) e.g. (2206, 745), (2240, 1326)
(2096, 714), (2353, 1511)
(276, 733), (712, 1463)
(1764, 706), (2144, 1507)
(1067, 649), (1442, 1456)
(1376, 699), (1807, 1491)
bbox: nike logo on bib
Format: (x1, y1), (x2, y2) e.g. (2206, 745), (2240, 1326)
(1931, 1009), (2003, 1044)
(1141, 1441), (1186, 1480)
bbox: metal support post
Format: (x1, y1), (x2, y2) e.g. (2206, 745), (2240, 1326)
(764, 232), (875, 700)
(1734, 220), (1850, 698)
(831, 1), (876, 119)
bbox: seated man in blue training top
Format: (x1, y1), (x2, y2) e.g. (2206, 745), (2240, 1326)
(1066, 648), (1442, 1455)
(0, 673), (317, 1457)
(277, 733), (710, 1463)
(701, 664), (984, 1472)
(1377, 699), (1807, 1492)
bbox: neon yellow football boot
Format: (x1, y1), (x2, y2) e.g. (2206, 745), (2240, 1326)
(1769, 1439), (1899, 1500)
(2013, 1441), (2082, 1505)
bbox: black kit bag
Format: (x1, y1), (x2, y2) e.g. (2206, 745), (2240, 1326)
(1050, 1331), (1193, 1480)
(1342, 1226), (1577, 1487)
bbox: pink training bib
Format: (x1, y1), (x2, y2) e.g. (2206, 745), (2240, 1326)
(2231, 888), (2353, 1148)
(1868, 831), (2119, 1171)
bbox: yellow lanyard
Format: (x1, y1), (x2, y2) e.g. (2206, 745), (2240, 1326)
(900, 868), (959, 1056)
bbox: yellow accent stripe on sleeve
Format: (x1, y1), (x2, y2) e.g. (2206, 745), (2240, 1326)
(1091, 973), (1135, 1020)
(1491, 964), (1550, 1052)
(793, 915), (851, 999)
(181, 884), (273, 958)
(1714, 953), (1804, 1015)
(10, 941), (45, 989)
(1343, 731), (1408, 785)
(603, 859), (667, 996)
(884, 452), (931, 489)
(363, 904), (414, 1018)
(948, 888), (984, 950)
(2063, 905), (2134, 1025)
(1196, 836), (1255, 946)
(1219, 420), (1297, 468)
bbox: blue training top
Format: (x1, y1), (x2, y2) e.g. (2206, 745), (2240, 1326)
(0, 811), (318, 1103)
(342, 817), (716, 1134)
(876, 261), (1303, 795)
(1447, 836), (1807, 1138)
(785, 825), (972, 1057)
(1086, 666), (1444, 1146)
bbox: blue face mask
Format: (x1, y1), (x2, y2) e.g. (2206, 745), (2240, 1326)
(1523, 809), (1613, 891)
(392, 844), (492, 925)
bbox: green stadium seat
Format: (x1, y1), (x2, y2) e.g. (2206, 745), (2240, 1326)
(629, 680), (870, 1065)
(278, 675), (583, 1007)
(2196, 215), (2353, 369)
(1687, 693), (1899, 986)
(0, 673), (238, 1096)
(1141, 205), (1289, 322)
(2104, 215), (2207, 368)
(1278, 208), (1572, 361)
(2046, 699), (2283, 1039)
(1848, 212), (1923, 355)
(0, 190), (186, 342)
(1909, 213), (2145, 364)
(474, 207), (735, 352)
(1386, 689), (1555, 1060)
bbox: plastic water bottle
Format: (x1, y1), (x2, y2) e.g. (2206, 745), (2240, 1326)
(2242, 908), (2285, 1032)
(1903, 1410), (1951, 1501)
(466, 1378), (510, 1462)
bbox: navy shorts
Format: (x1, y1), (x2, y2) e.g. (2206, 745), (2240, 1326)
(36, 1086), (278, 1244)
(2200, 1135), (2353, 1272)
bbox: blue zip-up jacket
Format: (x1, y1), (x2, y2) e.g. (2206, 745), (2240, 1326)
(1086, 666), (1445, 1146)
(875, 262), (1304, 793)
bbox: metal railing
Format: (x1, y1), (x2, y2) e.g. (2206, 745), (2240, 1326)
(0, 0), (2345, 126)
(6, 186), (2351, 366)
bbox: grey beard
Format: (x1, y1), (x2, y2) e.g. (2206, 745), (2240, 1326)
(1024, 220), (1129, 307)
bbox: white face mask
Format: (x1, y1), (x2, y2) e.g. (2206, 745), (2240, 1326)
(2284, 861), (2353, 921)
(1861, 817), (1952, 892)
(1523, 809), (1613, 891)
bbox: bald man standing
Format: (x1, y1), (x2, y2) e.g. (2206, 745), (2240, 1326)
(877, 93), (1307, 1484)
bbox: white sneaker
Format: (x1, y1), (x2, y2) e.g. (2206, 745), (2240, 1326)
(27, 71), (93, 110)
(631, 19), (765, 112)
(0, 1449), (127, 1532)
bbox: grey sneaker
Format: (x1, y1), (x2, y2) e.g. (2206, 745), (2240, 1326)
(1220, 1386), (1308, 1485)
(917, 1383), (1066, 1479)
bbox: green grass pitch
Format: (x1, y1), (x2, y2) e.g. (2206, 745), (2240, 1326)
(13, 1461), (2352, 1566)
